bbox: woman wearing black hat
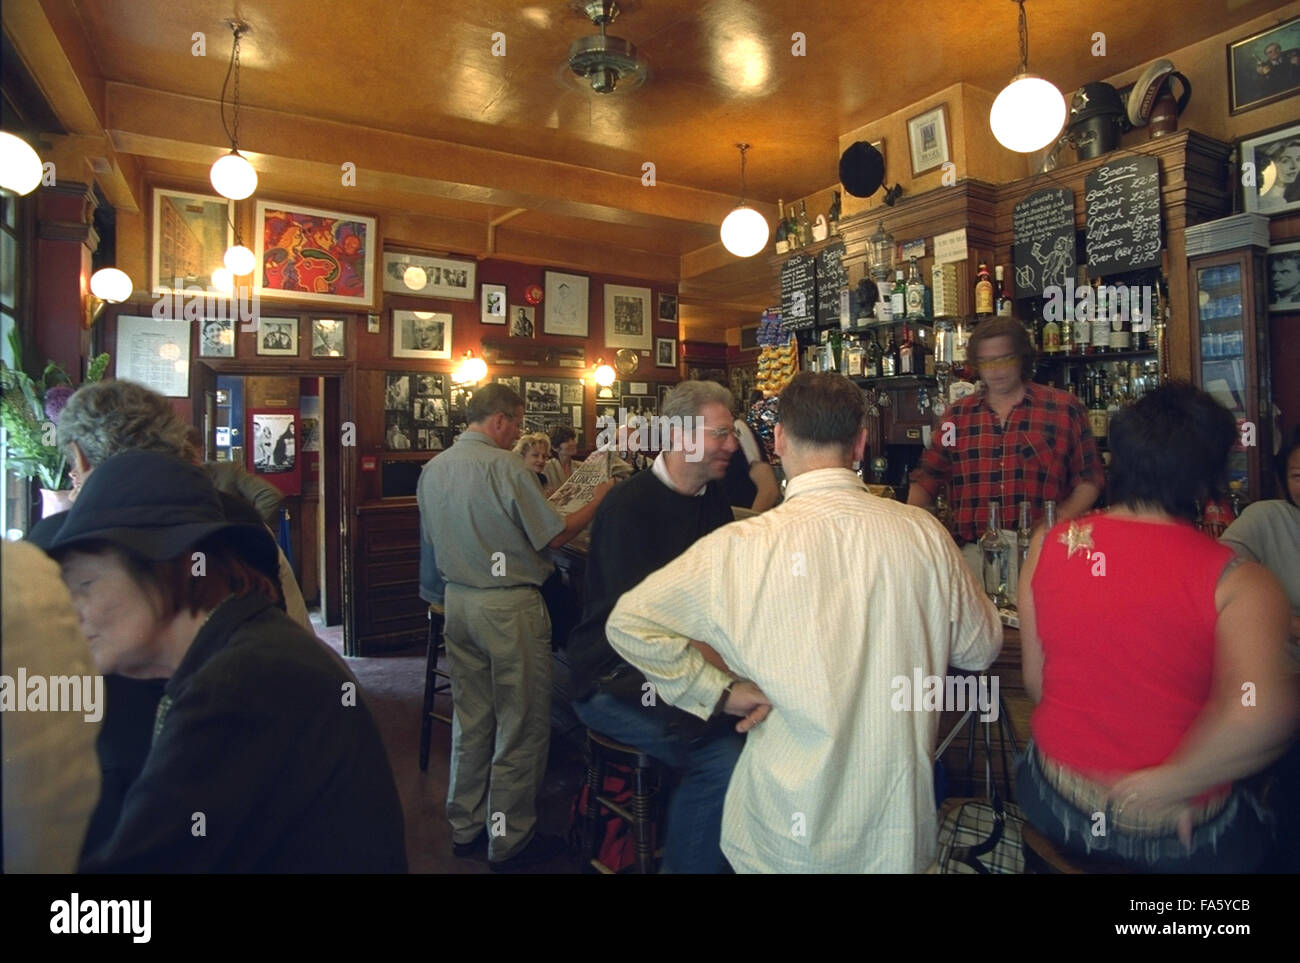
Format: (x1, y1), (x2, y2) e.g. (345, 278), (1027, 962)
(51, 450), (406, 872)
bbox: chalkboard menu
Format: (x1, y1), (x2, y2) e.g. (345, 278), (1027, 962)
(780, 254), (817, 330)
(815, 242), (849, 326)
(1084, 155), (1162, 276)
(1013, 187), (1076, 298)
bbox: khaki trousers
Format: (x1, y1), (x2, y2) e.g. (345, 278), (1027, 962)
(443, 583), (553, 861)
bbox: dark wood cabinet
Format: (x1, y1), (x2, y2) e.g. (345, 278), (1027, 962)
(352, 501), (426, 654)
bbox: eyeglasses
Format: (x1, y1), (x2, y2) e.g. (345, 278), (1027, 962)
(703, 426), (740, 440)
(976, 354), (1019, 368)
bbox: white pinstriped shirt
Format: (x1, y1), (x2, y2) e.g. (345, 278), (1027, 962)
(606, 467), (1002, 873)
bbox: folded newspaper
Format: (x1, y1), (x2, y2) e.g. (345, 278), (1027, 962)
(547, 449), (627, 515)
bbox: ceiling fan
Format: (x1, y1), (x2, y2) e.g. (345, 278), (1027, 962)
(567, 1), (648, 94)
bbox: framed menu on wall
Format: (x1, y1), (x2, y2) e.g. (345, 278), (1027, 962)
(115, 315), (190, 397)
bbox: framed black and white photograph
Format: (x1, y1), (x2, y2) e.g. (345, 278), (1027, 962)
(655, 337), (677, 368)
(524, 379), (562, 413)
(199, 316), (235, 358)
(509, 304), (536, 338)
(1241, 123), (1300, 216)
(1228, 16), (1300, 115)
(494, 375), (521, 395)
(382, 250), (476, 300)
(415, 373), (446, 397)
(311, 318), (345, 357)
(251, 412), (296, 473)
(1267, 242), (1300, 311)
(657, 292), (678, 322)
(482, 283), (508, 324)
(544, 270), (589, 337)
(256, 317), (298, 356)
(657, 383), (674, 410)
(561, 383), (584, 406)
(385, 373), (410, 410)
(392, 310), (452, 359)
(384, 412), (414, 451)
(907, 104), (950, 177)
(604, 284), (652, 350)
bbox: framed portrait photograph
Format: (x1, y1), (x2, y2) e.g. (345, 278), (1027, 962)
(1241, 123), (1300, 215)
(392, 310), (452, 359)
(1228, 16), (1300, 115)
(256, 317), (299, 356)
(544, 270), (589, 337)
(250, 412), (297, 474)
(509, 304), (536, 338)
(414, 373), (446, 398)
(198, 316), (235, 358)
(657, 292), (678, 322)
(116, 315), (190, 397)
(311, 318), (345, 358)
(657, 383), (674, 409)
(254, 201), (375, 306)
(604, 284), (652, 350)
(655, 337), (677, 368)
(494, 375), (521, 395)
(481, 283), (507, 324)
(907, 104), (950, 177)
(382, 250), (475, 300)
(1267, 242), (1300, 311)
(151, 188), (234, 294)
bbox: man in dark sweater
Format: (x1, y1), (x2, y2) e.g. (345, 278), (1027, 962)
(569, 380), (745, 873)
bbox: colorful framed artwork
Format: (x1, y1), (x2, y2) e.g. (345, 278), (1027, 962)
(655, 337), (677, 368)
(382, 250), (475, 300)
(658, 292), (678, 322)
(1228, 16), (1300, 115)
(603, 284), (652, 350)
(1240, 123), (1300, 216)
(198, 316), (235, 358)
(254, 201), (375, 306)
(392, 310), (452, 359)
(543, 270), (589, 337)
(151, 188), (234, 294)
(311, 318), (345, 358)
(1267, 241), (1300, 311)
(482, 283), (507, 324)
(257, 317), (299, 356)
(509, 305), (535, 338)
(907, 104), (950, 177)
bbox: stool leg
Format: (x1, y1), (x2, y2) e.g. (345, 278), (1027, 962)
(584, 744), (604, 863)
(632, 756), (655, 874)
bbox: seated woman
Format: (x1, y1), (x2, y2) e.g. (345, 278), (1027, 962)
(51, 450), (406, 872)
(543, 426), (581, 492)
(1016, 383), (1297, 873)
(513, 432), (553, 494)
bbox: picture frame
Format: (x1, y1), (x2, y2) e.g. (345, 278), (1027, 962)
(381, 250), (476, 300)
(250, 411), (297, 474)
(256, 317), (299, 356)
(151, 188), (234, 294)
(311, 318), (345, 358)
(603, 284), (652, 350)
(509, 304), (536, 338)
(115, 315), (191, 397)
(655, 337), (677, 368)
(657, 383), (674, 410)
(1240, 122), (1300, 216)
(544, 270), (589, 337)
(1266, 241), (1300, 312)
(657, 292), (678, 322)
(198, 316), (236, 358)
(1228, 16), (1300, 115)
(906, 104), (951, 177)
(481, 283), (508, 324)
(494, 375), (521, 395)
(254, 201), (376, 306)
(392, 310), (452, 359)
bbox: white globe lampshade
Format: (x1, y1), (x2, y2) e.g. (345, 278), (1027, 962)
(209, 150), (258, 200)
(403, 265), (428, 290)
(211, 267), (235, 293)
(720, 205), (770, 258)
(89, 267), (133, 303)
(990, 75), (1067, 153)
(0, 132), (43, 196)
(593, 363), (616, 388)
(224, 244), (256, 276)
(455, 354), (487, 385)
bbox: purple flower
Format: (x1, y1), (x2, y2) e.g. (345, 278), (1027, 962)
(44, 384), (74, 423)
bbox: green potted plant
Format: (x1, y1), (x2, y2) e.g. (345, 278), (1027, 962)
(0, 328), (109, 515)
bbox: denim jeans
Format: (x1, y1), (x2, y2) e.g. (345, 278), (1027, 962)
(573, 687), (744, 874)
(1016, 744), (1271, 873)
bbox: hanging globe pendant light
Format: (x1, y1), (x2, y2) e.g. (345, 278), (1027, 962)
(719, 143), (770, 258)
(989, 1), (1067, 154)
(209, 21), (259, 200)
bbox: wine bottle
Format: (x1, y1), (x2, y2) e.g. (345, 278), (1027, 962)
(774, 198), (789, 254)
(798, 201), (812, 247)
(899, 321), (914, 375)
(980, 501), (1010, 608)
(975, 262), (994, 316)
(891, 270), (906, 319)
(1110, 281), (1131, 350)
(1092, 278), (1111, 353)
(881, 329), (898, 377)
(866, 331), (883, 378)
(785, 203), (800, 250)
(996, 265), (1013, 317)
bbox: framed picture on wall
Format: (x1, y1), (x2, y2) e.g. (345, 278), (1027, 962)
(543, 270), (589, 337)
(116, 315), (190, 397)
(655, 337), (677, 368)
(657, 383), (674, 409)
(1267, 241), (1300, 311)
(906, 104), (950, 177)
(392, 310), (452, 359)
(254, 201), (375, 306)
(657, 292), (678, 322)
(151, 188), (234, 294)
(1240, 123), (1300, 216)
(604, 284), (652, 350)
(256, 317), (299, 356)
(482, 283), (507, 324)
(1228, 16), (1300, 115)
(509, 305), (535, 338)
(250, 412), (297, 474)
(310, 318), (345, 357)
(198, 316), (235, 358)
(382, 250), (476, 300)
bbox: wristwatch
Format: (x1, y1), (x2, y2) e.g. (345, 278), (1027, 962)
(713, 679), (739, 718)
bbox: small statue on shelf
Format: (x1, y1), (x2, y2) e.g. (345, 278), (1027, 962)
(828, 189), (842, 235)
(855, 277), (879, 322)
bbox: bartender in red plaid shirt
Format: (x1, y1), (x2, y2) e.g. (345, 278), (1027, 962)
(908, 317), (1103, 544)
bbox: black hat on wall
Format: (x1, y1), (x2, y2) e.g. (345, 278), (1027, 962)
(838, 141), (885, 198)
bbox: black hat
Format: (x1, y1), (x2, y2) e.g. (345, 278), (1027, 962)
(47, 449), (278, 578)
(838, 141), (885, 198)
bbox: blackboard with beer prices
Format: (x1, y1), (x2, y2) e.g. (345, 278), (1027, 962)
(1084, 155), (1162, 276)
(815, 242), (849, 326)
(780, 254), (817, 331)
(1012, 187), (1076, 298)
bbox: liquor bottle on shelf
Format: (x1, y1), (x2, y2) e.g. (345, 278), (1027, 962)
(1088, 370), (1109, 441)
(906, 257), (928, 321)
(1110, 281), (1132, 350)
(891, 270), (907, 319)
(798, 201), (812, 247)
(1043, 499), (1058, 530)
(846, 335), (863, 376)
(785, 203), (800, 250)
(1227, 480), (1245, 519)
(934, 319), (955, 367)
(1092, 278), (1111, 353)
(996, 265), (1013, 317)
(980, 501), (1011, 608)
(1073, 274), (1092, 355)
(975, 262), (994, 316)
(774, 198), (789, 254)
(898, 321), (915, 375)
(866, 330), (883, 378)
(881, 328), (899, 377)
(829, 327), (844, 374)
(1041, 309), (1062, 355)
(1017, 501), (1033, 569)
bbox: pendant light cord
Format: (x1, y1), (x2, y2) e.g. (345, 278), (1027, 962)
(736, 143), (750, 205)
(1017, 0), (1030, 74)
(220, 23), (247, 150)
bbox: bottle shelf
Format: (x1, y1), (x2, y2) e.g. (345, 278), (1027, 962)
(1038, 349), (1157, 363)
(850, 374), (938, 387)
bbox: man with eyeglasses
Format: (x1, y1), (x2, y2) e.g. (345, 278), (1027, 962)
(907, 317), (1102, 552)
(568, 380), (744, 873)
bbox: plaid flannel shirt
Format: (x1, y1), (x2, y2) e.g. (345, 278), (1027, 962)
(912, 382), (1103, 543)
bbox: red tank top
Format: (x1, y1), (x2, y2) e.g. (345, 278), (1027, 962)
(1030, 514), (1235, 784)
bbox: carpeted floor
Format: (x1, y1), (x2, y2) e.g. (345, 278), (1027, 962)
(312, 614), (591, 874)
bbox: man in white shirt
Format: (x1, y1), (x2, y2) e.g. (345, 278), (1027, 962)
(606, 372), (1003, 873)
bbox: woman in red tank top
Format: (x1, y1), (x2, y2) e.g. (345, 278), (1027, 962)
(1016, 383), (1297, 872)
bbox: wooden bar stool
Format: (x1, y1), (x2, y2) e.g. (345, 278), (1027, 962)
(582, 730), (662, 874)
(418, 603), (452, 772)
